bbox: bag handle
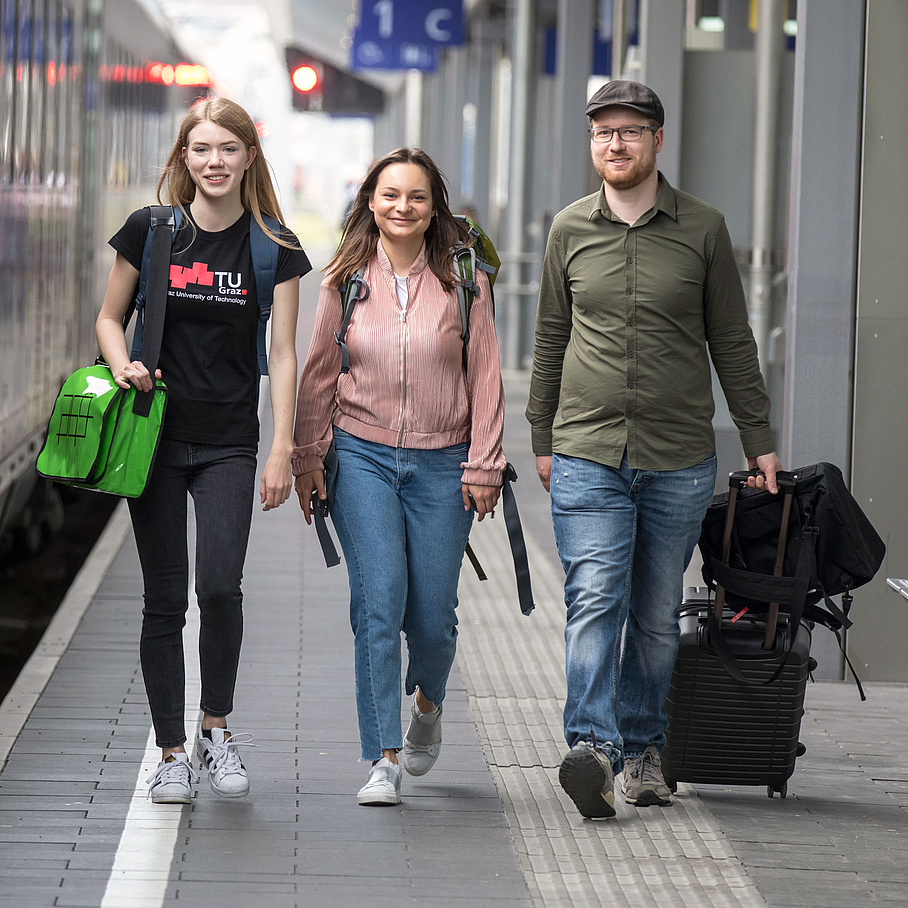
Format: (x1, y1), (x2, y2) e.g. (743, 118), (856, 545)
(133, 206), (175, 417)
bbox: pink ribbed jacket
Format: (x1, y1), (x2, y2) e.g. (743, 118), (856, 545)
(292, 240), (506, 487)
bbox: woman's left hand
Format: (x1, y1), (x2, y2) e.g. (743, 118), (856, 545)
(260, 449), (293, 511)
(462, 483), (500, 522)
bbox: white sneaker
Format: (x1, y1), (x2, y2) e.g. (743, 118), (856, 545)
(196, 727), (254, 799)
(357, 757), (402, 806)
(399, 693), (442, 777)
(146, 752), (197, 804)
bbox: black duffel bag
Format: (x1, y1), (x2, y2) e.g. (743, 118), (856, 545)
(699, 462), (885, 695)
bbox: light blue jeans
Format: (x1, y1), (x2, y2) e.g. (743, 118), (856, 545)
(329, 428), (474, 762)
(551, 451), (717, 772)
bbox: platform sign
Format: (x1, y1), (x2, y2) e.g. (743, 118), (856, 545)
(352, 0), (464, 72)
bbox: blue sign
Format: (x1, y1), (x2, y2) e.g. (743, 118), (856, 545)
(352, 34), (438, 71)
(351, 0), (463, 72)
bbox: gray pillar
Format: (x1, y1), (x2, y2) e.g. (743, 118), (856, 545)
(747, 0), (785, 369)
(441, 47), (468, 207)
(849, 0), (908, 681)
(502, 0), (536, 370)
(463, 20), (499, 226)
(425, 68), (444, 156)
(783, 0), (865, 678)
(637, 0), (684, 184)
(552, 0), (594, 213)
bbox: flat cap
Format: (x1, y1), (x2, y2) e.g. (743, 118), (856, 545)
(585, 80), (664, 126)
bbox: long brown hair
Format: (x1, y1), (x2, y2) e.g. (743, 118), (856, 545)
(326, 147), (472, 291)
(157, 96), (296, 248)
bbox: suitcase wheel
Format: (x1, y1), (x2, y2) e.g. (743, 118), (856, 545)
(667, 780), (677, 794)
(767, 782), (788, 799)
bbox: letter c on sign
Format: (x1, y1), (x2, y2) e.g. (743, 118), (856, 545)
(425, 8), (452, 42)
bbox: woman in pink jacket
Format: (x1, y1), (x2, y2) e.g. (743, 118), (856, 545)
(293, 147), (505, 806)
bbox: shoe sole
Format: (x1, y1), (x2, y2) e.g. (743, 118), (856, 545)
(559, 750), (616, 819)
(357, 792), (401, 806)
(623, 788), (672, 807)
(208, 781), (249, 799)
(151, 791), (191, 804)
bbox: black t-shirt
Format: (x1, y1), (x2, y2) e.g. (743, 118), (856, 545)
(110, 207), (311, 445)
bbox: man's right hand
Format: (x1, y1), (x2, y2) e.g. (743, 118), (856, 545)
(535, 455), (553, 493)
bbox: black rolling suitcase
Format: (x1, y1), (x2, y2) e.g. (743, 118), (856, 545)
(663, 471), (815, 799)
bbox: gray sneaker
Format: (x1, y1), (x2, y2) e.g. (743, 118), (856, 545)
(558, 741), (616, 819)
(399, 693), (443, 776)
(357, 757), (402, 806)
(621, 745), (672, 806)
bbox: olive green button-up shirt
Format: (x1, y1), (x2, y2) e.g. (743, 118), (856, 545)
(526, 176), (775, 471)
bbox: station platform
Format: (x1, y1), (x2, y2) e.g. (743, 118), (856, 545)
(1, 370), (906, 908)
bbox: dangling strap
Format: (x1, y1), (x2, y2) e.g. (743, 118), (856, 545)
(501, 463), (535, 616)
(312, 442), (341, 567)
(335, 270), (369, 375)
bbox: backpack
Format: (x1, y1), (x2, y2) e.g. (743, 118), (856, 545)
(127, 206), (281, 377)
(333, 216), (500, 375)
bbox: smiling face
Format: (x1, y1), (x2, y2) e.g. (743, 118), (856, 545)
(181, 120), (255, 204)
(590, 107), (662, 191)
(368, 162), (434, 246)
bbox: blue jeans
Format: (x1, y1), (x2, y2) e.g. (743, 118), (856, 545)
(329, 428), (474, 762)
(128, 439), (257, 748)
(551, 451), (717, 771)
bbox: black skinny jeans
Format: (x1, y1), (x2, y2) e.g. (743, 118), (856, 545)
(128, 438), (257, 748)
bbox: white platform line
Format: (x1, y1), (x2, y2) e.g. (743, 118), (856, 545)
(101, 603), (202, 908)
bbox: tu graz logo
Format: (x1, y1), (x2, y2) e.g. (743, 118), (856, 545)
(170, 262), (245, 293)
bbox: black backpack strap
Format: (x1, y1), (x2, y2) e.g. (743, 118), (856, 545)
(312, 441), (341, 567)
(250, 215), (281, 377)
(335, 270), (368, 375)
(132, 205), (174, 417)
(453, 245), (477, 371)
(464, 543), (487, 581)
(501, 463), (535, 616)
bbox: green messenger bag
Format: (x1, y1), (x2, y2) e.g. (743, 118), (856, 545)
(36, 364), (167, 498)
(36, 205), (174, 498)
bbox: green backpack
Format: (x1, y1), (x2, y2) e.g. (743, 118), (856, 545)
(333, 216), (500, 375)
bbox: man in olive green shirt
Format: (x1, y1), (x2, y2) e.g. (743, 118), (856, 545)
(526, 81), (781, 819)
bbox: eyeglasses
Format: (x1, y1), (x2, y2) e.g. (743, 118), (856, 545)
(588, 125), (658, 144)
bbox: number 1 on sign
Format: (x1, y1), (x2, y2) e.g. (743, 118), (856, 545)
(373, 0), (394, 39)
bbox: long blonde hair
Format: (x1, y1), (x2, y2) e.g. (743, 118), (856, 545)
(325, 147), (472, 291)
(157, 96), (296, 248)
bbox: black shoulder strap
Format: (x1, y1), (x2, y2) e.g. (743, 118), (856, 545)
(453, 245), (477, 371)
(132, 205), (174, 417)
(334, 269), (368, 375)
(250, 215), (281, 377)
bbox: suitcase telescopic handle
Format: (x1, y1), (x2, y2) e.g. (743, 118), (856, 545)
(714, 470), (797, 649)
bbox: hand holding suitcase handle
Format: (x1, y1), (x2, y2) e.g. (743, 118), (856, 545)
(717, 471), (797, 649)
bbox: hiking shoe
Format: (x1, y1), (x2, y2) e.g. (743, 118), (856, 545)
(146, 752), (197, 804)
(622, 745), (672, 806)
(399, 693), (442, 776)
(196, 727), (254, 799)
(558, 741), (617, 819)
(357, 757), (402, 806)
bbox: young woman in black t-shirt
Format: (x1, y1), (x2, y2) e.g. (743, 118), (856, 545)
(96, 97), (311, 804)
